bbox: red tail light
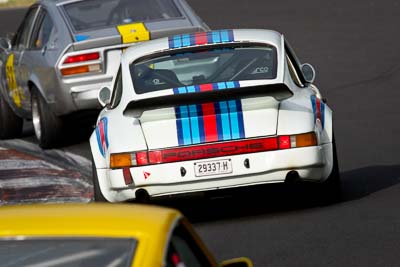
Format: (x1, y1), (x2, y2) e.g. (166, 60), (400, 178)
(135, 151), (148, 165)
(110, 132), (317, 169)
(63, 52), (100, 64)
(144, 137), (278, 165)
(279, 135), (291, 149)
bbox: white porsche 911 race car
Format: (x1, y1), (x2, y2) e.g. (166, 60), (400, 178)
(90, 29), (341, 203)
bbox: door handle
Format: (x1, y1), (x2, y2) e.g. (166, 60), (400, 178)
(41, 45), (47, 55)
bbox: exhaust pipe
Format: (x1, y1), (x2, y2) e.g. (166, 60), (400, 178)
(135, 189), (150, 203)
(285, 170), (300, 183)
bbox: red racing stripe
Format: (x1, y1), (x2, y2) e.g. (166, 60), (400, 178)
(316, 97), (321, 121)
(199, 84), (218, 142)
(195, 32), (208, 45)
(99, 120), (106, 152)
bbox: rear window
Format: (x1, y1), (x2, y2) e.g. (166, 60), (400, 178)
(130, 45), (278, 94)
(0, 238), (136, 267)
(63, 0), (182, 32)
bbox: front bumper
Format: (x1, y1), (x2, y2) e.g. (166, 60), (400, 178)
(98, 144), (333, 202)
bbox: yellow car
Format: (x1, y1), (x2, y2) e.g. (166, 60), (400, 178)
(0, 204), (252, 267)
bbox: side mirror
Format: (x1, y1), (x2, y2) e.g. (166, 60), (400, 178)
(220, 257), (253, 267)
(301, 63), (316, 83)
(0, 37), (11, 50)
(98, 86), (111, 107)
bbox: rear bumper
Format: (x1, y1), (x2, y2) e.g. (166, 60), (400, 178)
(97, 143), (334, 202)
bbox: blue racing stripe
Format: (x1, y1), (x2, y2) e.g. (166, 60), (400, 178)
(219, 101), (231, 140)
(186, 85), (196, 93)
(189, 105), (200, 144)
(175, 87), (188, 145)
(226, 81), (236, 88)
(103, 117), (109, 148)
(175, 107), (184, 145)
(168, 38), (175, 49)
(236, 100), (245, 138)
(180, 106), (192, 145)
(207, 32), (214, 43)
(310, 95), (317, 122)
(217, 82), (227, 90)
(220, 30), (230, 42)
(228, 100), (240, 139)
(182, 34), (191, 47)
(196, 104), (205, 142)
(95, 127), (104, 157)
(214, 101), (223, 141)
(228, 30), (234, 41)
(212, 31), (221, 43)
(173, 36), (182, 49)
(178, 87), (186, 94)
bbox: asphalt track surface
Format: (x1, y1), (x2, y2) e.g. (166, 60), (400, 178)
(1, 0), (400, 266)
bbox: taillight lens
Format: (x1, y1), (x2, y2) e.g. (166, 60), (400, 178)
(109, 132), (317, 169)
(60, 64), (101, 76)
(135, 151), (148, 165)
(61, 52), (102, 76)
(110, 153), (135, 169)
(294, 132), (317, 147)
(63, 52), (100, 64)
(279, 132), (317, 149)
(278, 135), (291, 149)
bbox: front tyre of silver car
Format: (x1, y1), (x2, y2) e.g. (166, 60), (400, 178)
(0, 95), (23, 139)
(31, 87), (63, 149)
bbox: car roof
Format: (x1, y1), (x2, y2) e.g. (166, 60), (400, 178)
(123, 28), (284, 64)
(37, 0), (91, 5)
(0, 203), (182, 239)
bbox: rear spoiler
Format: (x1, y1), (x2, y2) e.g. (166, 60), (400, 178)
(124, 83), (293, 118)
(72, 36), (122, 51)
(72, 26), (204, 51)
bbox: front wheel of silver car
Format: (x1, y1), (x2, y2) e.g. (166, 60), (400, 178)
(31, 87), (63, 149)
(0, 95), (23, 139)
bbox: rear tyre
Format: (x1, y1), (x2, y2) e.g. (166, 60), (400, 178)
(31, 87), (63, 149)
(0, 95), (23, 139)
(316, 135), (342, 204)
(92, 158), (108, 202)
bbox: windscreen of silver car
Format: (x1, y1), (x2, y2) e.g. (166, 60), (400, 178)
(63, 0), (181, 32)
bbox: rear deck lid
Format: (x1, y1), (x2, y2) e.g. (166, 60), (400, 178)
(125, 40), (288, 149)
(124, 84), (292, 149)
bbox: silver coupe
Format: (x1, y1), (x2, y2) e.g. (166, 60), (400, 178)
(0, 0), (209, 148)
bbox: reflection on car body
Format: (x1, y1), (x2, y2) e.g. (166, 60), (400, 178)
(0, 204), (252, 267)
(90, 29), (341, 204)
(0, 0), (209, 148)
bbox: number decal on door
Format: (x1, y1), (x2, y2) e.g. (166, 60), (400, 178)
(5, 53), (24, 108)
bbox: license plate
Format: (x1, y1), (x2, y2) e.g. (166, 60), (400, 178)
(194, 159), (232, 177)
